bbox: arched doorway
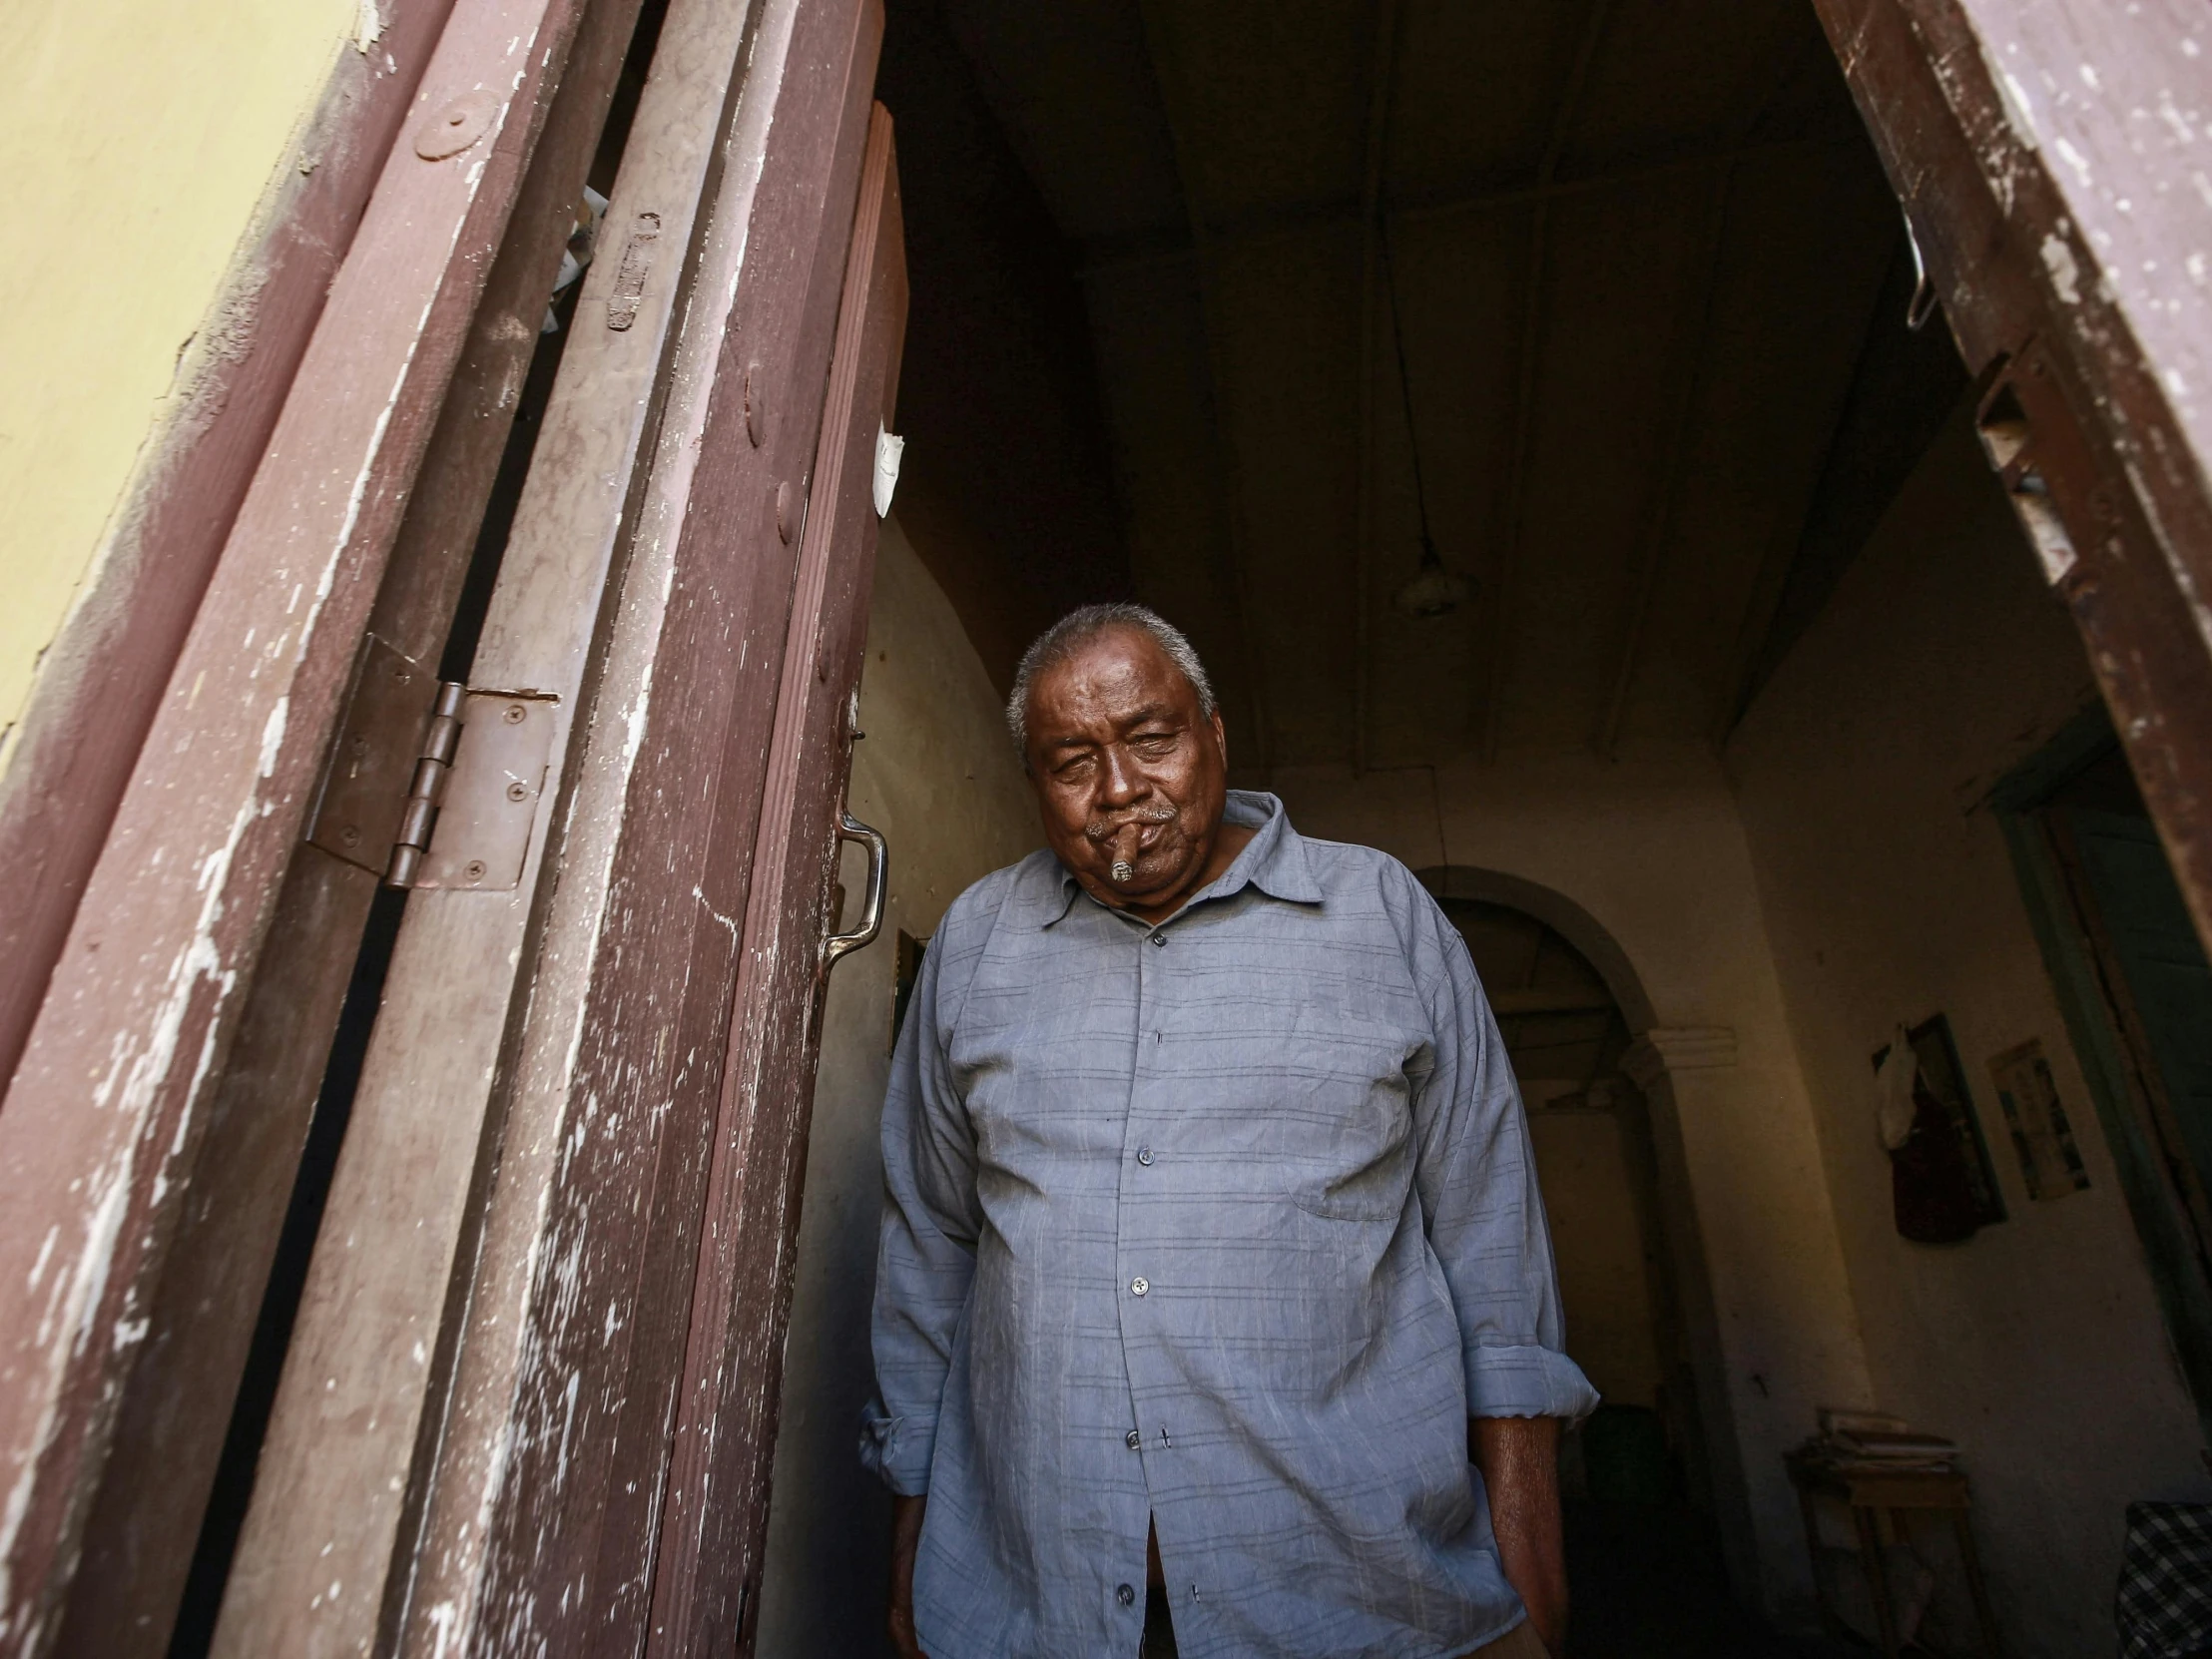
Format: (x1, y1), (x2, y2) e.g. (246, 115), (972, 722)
(1423, 867), (1781, 1647)
(1432, 890), (1696, 1485)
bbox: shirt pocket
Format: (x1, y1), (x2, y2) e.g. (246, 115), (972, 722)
(1276, 994), (1418, 1223)
(1289, 1119), (1411, 1220)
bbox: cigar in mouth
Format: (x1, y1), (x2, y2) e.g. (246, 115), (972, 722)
(1110, 860), (1135, 884)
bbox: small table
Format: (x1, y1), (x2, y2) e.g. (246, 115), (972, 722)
(1786, 1452), (2003, 1657)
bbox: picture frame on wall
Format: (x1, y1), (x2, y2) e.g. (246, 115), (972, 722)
(1986, 1038), (2092, 1201)
(1873, 1014), (2008, 1242)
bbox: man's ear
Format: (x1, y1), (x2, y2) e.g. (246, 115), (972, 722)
(1209, 708), (1228, 769)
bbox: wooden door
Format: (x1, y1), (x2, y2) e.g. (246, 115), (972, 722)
(0, 0), (629, 1649)
(209, 1), (903, 1651)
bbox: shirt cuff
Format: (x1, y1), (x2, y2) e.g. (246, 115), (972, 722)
(1463, 1342), (1600, 1423)
(858, 1396), (935, 1496)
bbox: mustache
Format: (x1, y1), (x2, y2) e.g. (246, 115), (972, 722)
(1083, 802), (1178, 842)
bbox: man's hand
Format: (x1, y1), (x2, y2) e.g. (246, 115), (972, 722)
(888, 1493), (928, 1659)
(1471, 1416), (1566, 1655)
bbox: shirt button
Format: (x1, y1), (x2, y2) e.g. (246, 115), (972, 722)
(1126, 1429), (1142, 1449)
(1117, 1583), (1137, 1607)
(1136, 1146), (1154, 1166)
(1150, 932), (1167, 947)
(1130, 1276), (1149, 1297)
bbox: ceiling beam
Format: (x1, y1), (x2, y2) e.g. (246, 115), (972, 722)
(1596, 40), (1817, 759)
(1477, 0), (1615, 763)
(1354, 0), (1404, 777)
(1135, 0), (1274, 771)
(1705, 243), (1899, 750)
(1075, 132), (1847, 280)
(1593, 164), (1738, 758)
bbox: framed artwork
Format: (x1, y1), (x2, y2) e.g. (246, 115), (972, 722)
(1986, 1038), (2092, 1200)
(1873, 1015), (2008, 1242)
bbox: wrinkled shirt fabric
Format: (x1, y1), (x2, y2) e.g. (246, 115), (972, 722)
(862, 792), (1597, 1659)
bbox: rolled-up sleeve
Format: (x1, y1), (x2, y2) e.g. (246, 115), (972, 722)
(860, 933), (982, 1494)
(1402, 883), (1600, 1423)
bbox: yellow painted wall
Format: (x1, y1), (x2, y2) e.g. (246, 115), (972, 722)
(0, 0), (357, 759)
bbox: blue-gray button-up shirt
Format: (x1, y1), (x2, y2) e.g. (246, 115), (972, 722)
(863, 792), (1597, 1658)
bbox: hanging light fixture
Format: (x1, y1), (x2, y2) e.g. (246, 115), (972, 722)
(1382, 225), (1471, 619)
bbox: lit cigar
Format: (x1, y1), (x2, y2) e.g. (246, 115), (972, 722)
(1110, 860), (1135, 884)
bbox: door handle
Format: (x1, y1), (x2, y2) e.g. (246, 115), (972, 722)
(823, 812), (887, 973)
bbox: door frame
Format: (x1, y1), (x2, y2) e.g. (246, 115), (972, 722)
(0, 0), (604, 1646)
(48, 5), (654, 1648)
(1811, 0), (2212, 962)
(1992, 706), (2212, 1437)
(213, 4), (899, 1653)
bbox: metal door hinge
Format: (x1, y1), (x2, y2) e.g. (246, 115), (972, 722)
(307, 634), (559, 891)
(1975, 338), (2106, 588)
(388, 681), (467, 885)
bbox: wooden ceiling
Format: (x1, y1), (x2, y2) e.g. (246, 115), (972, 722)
(916, 0), (1947, 769)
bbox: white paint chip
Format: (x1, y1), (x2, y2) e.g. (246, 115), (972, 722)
(2041, 234), (2083, 304)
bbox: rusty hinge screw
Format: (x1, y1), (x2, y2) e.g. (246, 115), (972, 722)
(385, 682), (468, 888)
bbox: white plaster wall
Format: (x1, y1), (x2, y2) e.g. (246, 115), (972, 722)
(1727, 411), (2208, 1656)
(1272, 751), (1875, 1616)
(757, 518), (1040, 1659)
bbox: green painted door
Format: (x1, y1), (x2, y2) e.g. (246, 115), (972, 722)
(2065, 807), (2212, 1197)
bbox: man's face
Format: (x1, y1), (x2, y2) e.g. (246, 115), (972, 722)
(1022, 627), (1229, 914)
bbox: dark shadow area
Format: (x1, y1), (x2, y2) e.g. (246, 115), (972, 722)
(1565, 1499), (1861, 1659)
(1731, 231), (1969, 725)
(875, 0), (1133, 692)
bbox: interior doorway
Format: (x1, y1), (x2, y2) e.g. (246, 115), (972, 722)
(1431, 891), (1819, 1658)
(2000, 716), (2212, 1436)
(1438, 899), (1685, 1489)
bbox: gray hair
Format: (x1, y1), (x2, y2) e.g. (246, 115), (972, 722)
(1005, 603), (1217, 754)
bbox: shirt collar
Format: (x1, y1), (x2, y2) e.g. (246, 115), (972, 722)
(1042, 791), (1321, 927)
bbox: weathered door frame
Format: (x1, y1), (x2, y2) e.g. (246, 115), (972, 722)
(0, 0), (607, 1647)
(49, 4), (653, 1649)
(1811, 0), (2212, 960)
(0, 0), (901, 1649)
(214, 3), (900, 1654)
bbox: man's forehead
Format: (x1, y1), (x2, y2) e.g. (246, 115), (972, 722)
(1031, 659), (1194, 736)
(1037, 628), (1185, 700)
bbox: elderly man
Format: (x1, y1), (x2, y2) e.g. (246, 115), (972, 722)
(862, 604), (1595, 1659)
